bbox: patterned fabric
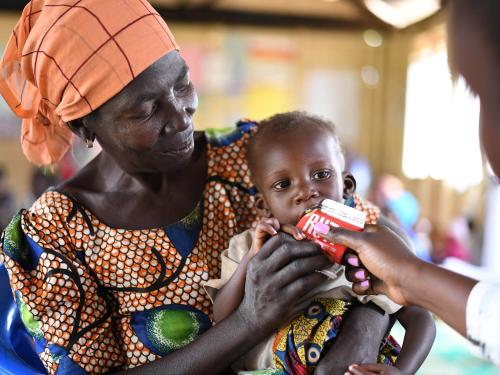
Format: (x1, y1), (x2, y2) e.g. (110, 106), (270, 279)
(350, 194), (380, 225)
(0, 0), (178, 165)
(0, 121), (258, 374)
(272, 299), (350, 374)
(272, 299), (400, 374)
(466, 281), (500, 365)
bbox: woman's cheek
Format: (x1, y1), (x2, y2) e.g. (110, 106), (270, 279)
(120, 122), (160, 151)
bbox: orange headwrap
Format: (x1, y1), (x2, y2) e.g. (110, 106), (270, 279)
(0, 0), (178, 165)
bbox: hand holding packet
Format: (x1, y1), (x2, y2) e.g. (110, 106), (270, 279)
(295, 199), (366, 264)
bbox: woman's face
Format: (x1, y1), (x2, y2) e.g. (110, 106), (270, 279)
(82, 50), (198, 174)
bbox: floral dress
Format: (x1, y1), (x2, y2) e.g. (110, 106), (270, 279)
(0, 121), (258, 374)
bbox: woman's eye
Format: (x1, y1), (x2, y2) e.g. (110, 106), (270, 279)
(175, 81), (192, 94)
(131, 104), (156, 120)
(313, 170), (332, 180)
(272, 180), (290, 191)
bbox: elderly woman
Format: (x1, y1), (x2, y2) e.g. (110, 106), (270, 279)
(0, 1), (396, 374)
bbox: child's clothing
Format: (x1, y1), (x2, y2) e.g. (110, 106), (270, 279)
(203, 195), (402, 373)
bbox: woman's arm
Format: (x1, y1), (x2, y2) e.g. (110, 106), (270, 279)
(397, 261), (475, 337)
(121, 233), (332, 374)
(123, 307), (268, 375)
(393, 306), (436, 375)
(321, 224), (477, 336)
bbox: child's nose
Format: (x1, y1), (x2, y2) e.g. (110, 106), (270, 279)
(294, 183), (319, 205)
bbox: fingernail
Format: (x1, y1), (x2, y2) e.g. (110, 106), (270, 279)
(360, 280), (370, 288)
(355, 270), (365, 279)
(347, 257), (360, 267)
(314, 222), (330, 235)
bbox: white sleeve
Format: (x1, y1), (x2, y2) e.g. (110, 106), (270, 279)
(466, 281), (500, 365)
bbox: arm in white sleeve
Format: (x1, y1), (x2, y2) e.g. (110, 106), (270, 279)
(466, 281), (500, 365)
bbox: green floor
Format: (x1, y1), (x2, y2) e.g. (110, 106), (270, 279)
(391, 320), (500, 375)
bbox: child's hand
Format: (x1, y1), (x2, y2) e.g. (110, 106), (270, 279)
(345, 364), (402, 375)
(280, 224), (306, 241)
(251, 218), (280, 256)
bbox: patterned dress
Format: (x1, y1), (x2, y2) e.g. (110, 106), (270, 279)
(0, 121), (258, 374)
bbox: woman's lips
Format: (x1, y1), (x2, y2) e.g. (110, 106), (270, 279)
(161, 136), (194, 156)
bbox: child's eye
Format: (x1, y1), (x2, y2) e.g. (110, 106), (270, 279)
(313, 170), (332, 180)
(272, 179), (290, 191)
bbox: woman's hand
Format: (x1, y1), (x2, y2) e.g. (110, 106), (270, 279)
(320, 224), (421, 306)
(346, 364), (402, 375)
(238, 232), (331, 334)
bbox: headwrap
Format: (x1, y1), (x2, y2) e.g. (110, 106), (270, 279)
(0, 0), (179, 165)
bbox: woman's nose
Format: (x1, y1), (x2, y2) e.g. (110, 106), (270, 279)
(160, 100), (191, 135)
(294, 183), (319, 205)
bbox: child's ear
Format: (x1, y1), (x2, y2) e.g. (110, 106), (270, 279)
(342, 172), (357, 199)
(255, 193), (272, 218)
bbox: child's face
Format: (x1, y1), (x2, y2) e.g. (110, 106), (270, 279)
(253, 128), (347, 226)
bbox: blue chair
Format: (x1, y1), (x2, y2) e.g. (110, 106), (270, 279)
(0, 264), (47, 375)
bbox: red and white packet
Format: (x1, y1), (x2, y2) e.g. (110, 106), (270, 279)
(296, 198), (366, 264)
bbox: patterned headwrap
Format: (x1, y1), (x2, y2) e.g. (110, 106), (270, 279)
(0, 0), (179, 165)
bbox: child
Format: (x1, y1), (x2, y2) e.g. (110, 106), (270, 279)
(204, 111), (435, 374)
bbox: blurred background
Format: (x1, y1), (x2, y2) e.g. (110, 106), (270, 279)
(0, 1), (499, 373)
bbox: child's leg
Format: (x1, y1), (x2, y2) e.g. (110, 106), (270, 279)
(272, 298), (356, 374)
(315, 303), (401, 375)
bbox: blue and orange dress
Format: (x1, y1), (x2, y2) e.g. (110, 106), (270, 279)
(0, 122), (258, 374)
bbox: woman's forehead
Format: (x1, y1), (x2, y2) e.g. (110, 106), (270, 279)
(99, 51), (188, 112)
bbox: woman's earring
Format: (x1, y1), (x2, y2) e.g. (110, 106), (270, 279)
(85, 138), (94, 148)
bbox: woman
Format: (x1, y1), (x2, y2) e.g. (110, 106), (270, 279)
(0, 1), (391, 374)
(322, 0), (500, 372)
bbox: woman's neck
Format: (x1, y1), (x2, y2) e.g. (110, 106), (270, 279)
(58, 133), (208, 228)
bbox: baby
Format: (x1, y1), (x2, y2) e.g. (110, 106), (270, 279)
(204, 111), (435, 375)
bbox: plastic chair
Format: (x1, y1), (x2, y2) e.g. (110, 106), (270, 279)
(0, 264), (47, 375)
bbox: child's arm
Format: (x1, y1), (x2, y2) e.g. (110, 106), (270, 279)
(213, 245), (254, 323)
(213, 218), (279, 323)
(393, 305), (436, 375)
